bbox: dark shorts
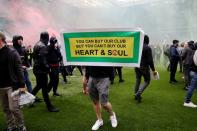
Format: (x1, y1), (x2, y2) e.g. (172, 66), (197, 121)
(88, 77), (110, 104)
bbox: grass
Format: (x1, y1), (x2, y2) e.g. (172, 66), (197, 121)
(0, 68), (197, 131)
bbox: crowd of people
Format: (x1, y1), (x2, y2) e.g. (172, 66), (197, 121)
(150, 39), (197, 108)
(0, 31), (125, 131)
(163, 39), (197, 108)
(0, 30), (197, 131)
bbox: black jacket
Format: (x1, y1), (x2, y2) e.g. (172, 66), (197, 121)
(138, 44), (155, 71)
(189, 50), (197, 72)
(47, 46), (62, 67)
(181, 47), (194, 66)
(0, 46), (25, 90)
(170, 45), (180, 61)
(85, 66), (114, 80)
(33, 41), (49, 74)
(13, 44), (30, 67)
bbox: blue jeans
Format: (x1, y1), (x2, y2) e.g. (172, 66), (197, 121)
(185, 71), (197, 103)
(24, 69), (32, 93)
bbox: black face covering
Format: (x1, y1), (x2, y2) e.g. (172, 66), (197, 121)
(40, 32), (49, 45)
(49, 37), (57, 48)
(12, 35), (22, 48)
(144, 35), (149, 45)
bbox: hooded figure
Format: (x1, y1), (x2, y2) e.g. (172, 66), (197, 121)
(47, 37), (62, 96)
(134, 35), (156, 103)
(13, 35), (29, 67)
(188, 41), (195, 50)
(40, 32), (49, 46)
(32, 32), (59, 112)
(12, 35), (32, 93)
(47, 37), (62, 64)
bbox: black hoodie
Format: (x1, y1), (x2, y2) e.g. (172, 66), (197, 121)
(47, 45), (62, 67)
(85, 66), (114, 80)
(13, 40), (30, 67)
(139, 43), (155, 71)
(0, 46), (25, 90)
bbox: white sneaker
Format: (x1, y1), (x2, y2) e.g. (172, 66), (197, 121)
(110, 112), (118, 128)
(92, 119), (103, 130)
(183, 102), (197, 108)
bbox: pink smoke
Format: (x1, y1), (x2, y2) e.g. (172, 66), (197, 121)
(3, 0), (58, 46)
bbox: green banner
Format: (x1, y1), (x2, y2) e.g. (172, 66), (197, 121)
(62, 29), (144, 67)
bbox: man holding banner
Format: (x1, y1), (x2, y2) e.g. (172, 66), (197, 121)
(62, 29), (144, 130)
(83, 66), (117, 130)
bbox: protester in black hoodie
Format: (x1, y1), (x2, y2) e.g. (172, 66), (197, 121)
(134, 35), (156, 103)
(32, 32), (59, 112)
(0, 32), (27, 131)
(47, 37), (62, 96)
(13, 35), (32, 93)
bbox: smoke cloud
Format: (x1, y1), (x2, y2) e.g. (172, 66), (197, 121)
(0, 0), (197, 45)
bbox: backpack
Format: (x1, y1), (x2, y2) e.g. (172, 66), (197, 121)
(164, 48), (170, 57)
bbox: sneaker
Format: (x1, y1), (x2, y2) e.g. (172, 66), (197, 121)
(135, 95), (142, 103)
(173, 80), (178, 83)
(169, 81), (176, 84)
(35, 97), (42, 103)
(47, 105), (59, 112)
(119, 79), (124, 83)
(183, 102), (197, 108)
(110, 112), (118, 128)
(63, 79), (67, 83)
(53, 93), (61, 96)
(18, 126), (27, 131)
(91, 119), (103, 131)
(184, 87), (189, 90)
